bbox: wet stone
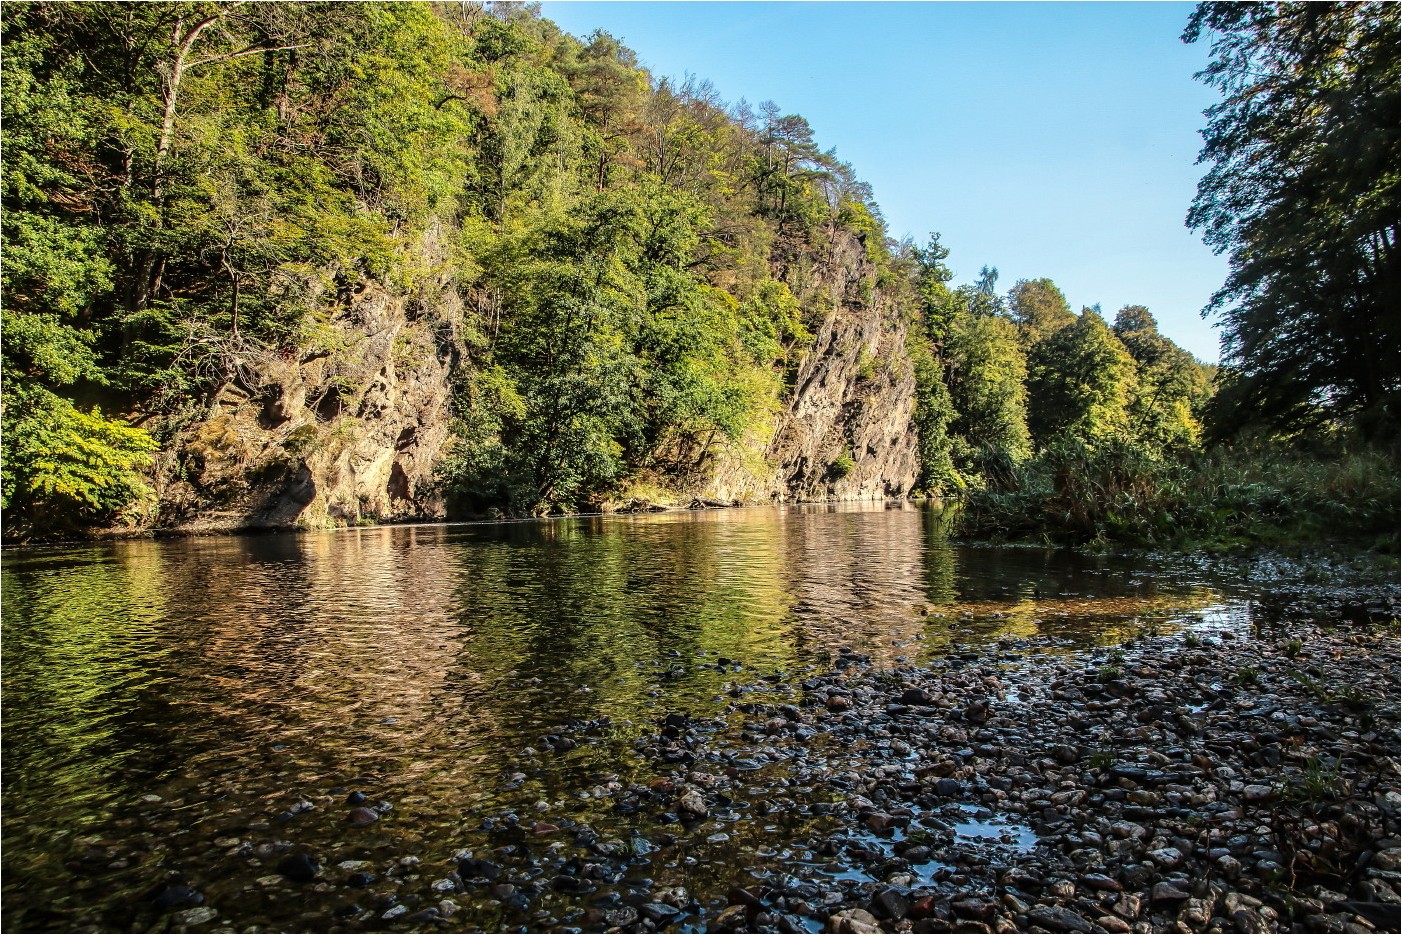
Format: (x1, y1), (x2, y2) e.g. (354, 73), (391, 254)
(870, 887), (911, 920)
(826, 908), (882, 934)
(951, 898), (996, 921)
(1151, 882), (1192, 904)
(1025, 905), (1097, 933)
(638, 902), (679, 922)
(276, 853), (320, 883)
(457, 858), (500, 881)
(151, 885), (204, 911)
(172, 906), (217, 927)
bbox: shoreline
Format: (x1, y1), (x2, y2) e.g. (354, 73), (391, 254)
(235, 592), (1398, 935)
(7, 496), (932, 548)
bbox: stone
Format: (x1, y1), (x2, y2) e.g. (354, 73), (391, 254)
(1151, 882), (1192, 904)
(827, 908), (883, 934)
(276, 853), (320, 883)
(865, 811), (896, 833)
(1113, 894), (1143, 920)
(1241, 784), (1274, 803)
(1083, 873), (1123, 892)
(951, 898), (996, 921)
(347, 807), (378, 826)
(639, 902), (680, 922)
(456, 858), (500, 881)
(172, 907), (217, 927)
(1025, 905), (1096, 933)
(899, 688), (933, 706)
(152, 885), (204, 911)
(871, 886), (912, 920)
(1177, 897), (1214, 927)
(714, 904), (750, 930)
(679, 791), (708, 818)
(1147, 846), (1184, 868)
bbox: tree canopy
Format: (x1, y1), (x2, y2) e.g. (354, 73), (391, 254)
(1184, 1), (1400, 439)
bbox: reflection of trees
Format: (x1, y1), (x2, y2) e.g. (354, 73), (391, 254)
(2, 543), (176, 823)
(1, 508), (1238, 933)
(437, 509), (796, 735)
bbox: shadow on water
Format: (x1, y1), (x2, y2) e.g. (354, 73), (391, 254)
(1, 502), (1243, 931)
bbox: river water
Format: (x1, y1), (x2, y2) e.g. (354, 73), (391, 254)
(1, 502), (1247, 932)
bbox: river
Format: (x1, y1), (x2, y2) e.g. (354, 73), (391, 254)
(2, 502), (1249, 932)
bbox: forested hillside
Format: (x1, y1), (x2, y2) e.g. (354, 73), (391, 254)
(1, 1), (1392, 544)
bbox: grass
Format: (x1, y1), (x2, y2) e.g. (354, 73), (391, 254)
(957, 440), (1398, 551)
(1279, 756), (1345, 804)
(1234, 665), (1260, 686)
(1285, 669), (1374, 712)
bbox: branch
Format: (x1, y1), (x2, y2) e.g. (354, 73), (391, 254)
(189, 42), (310, 70)
(433, 93), (472, 110)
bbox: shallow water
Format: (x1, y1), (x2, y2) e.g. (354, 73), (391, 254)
(1, 502), (1247, 932)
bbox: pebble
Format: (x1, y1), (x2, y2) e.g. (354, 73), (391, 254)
(1025, 905), (1096, 932)
(275, 853), (320, 883)
(172, 907), (217, 926)
(34, 591), (1398, 935)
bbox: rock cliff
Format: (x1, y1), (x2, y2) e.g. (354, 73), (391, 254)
(146, 228), (468, 533)
(139, 227), (918, 533)
(705, 232), (920, 504)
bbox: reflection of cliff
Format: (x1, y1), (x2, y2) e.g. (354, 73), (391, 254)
(776, 502), (947, 664)
(165, 527), (494, 798)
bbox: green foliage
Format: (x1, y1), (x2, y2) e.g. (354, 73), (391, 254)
(829, 448), (856, 480)
(1027, 308), (1138, 447)
(908, 337), (960, 495)
(961, 439), (1399, 549)
(1234, 666), (1260, 686)
(1007, 277), (1074, 344)
(946, 313), (1031, 481)
(1185, 2), (1400, 440)
(1113, 305), (1207, 453)
(5, 0), (1389, 545)
(1, 385), (156, 536)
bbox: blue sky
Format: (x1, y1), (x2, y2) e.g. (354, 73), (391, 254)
(538, 1), (1229, 362)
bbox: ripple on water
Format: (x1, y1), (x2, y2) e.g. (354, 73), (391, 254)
(1, 503), (1249, 932)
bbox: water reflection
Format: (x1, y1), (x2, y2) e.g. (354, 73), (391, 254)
(1, 503), (1242, 931)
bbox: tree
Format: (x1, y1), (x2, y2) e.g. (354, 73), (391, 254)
(1184, 2), (1400, 438)
(946, 314), (1031, 482)
(1027, 308), (1138, 445)
(1112, 305), (1204, 452)
(1008, 277), (1075, 344)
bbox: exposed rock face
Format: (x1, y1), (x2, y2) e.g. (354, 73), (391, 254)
(150, 241), (466, 533)
(706, 231), (921, 504)
(143, 227), (917, 532)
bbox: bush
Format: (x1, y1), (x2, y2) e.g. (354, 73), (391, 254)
(829, 448), (856, 480)
(1, 386), (157, 538)
(958, 439), (1398, 550)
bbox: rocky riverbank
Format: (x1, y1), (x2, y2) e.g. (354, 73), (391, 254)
(150, 590), (1398, 935)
